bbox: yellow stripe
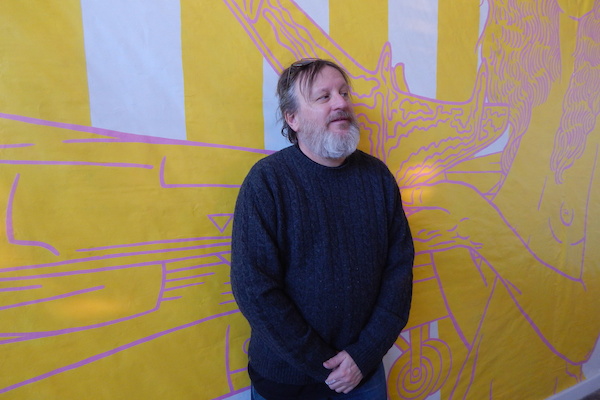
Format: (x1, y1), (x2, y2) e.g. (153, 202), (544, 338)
(329, 0), (388, 67)
(436, 1), (480, 101)
(0, 1), (90, 124)
(182, 2), (264, 148)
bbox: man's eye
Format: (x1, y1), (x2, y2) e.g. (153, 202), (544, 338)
(319, 95), (330, 101)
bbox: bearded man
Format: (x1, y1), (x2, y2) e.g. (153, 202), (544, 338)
(231, 58), (414, 400)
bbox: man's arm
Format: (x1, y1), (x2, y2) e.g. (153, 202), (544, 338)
(343, 177), (415, 377)
(231, 172), (338, 382)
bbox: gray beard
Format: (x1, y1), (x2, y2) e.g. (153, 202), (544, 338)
(299, 117), (360, 160)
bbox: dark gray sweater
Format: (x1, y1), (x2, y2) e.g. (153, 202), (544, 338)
(231, 145), (413, 386)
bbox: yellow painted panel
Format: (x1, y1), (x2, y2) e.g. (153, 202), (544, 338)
(437, 1), (480, 101)
(329, 0), (388, 68)
(0, 1), (89, 124)
(182, 2), (264, 148)
(1, 1), (600, 399)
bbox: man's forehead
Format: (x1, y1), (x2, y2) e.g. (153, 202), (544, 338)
(297, 66), (349, 95)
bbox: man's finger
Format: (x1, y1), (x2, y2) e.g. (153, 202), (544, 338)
(323, 352), (344, 369)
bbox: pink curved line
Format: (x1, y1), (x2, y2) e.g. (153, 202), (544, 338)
(224, 324), (235, 392)
(0, 307), (158, 342)
(448, 279), (496, 399)
(490, 262), (586, 365)
(0, 143), (34, 148)
(0, 112), (272, 155)
(0, 285), (42, 292)
(0, 160), (153, 169)
(77, 236), (230, 252)
(0, 309), (240, 394)
(0, 243), (230, 275)
(223, 0), (283, 72)
(6, 174), (59, 256)
(166, 272), (214, 282)
(164, 282), (205, 291)
(0, 286), (104, 312)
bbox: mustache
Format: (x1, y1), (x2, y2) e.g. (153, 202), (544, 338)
(327, 111), (357, 125)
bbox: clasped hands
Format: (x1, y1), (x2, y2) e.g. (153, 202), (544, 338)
(323, 350), (363, 394)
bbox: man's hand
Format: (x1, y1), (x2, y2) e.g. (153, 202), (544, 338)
(323, 350), (363, 394)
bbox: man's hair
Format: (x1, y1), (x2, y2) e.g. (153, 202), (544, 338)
(276, 58), (352, 144)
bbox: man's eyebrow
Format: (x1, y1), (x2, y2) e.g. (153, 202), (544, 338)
(306, 86), (326, 98)
(310, 83), (350, 96)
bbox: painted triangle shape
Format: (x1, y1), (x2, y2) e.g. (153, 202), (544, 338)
(208, 214), (234, 233)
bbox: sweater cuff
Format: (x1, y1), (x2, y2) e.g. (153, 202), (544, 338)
(344, 343), (381, 379)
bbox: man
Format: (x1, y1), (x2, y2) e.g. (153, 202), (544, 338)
(231, 58), (414, 399)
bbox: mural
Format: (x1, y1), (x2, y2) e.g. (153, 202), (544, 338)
(1, 0), (599, 399)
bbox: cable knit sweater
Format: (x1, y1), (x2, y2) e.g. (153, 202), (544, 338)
(231, 145), (414, 386)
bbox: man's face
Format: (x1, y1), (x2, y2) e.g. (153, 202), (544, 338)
(286, 66), (360, 163)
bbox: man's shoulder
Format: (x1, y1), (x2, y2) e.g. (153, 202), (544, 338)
(352, 150), (391, 171)
(242, 145), (296, 185)
(256, 145), (295, 163)
(351, 150), (400, 190)
(249, 145), (295, 172)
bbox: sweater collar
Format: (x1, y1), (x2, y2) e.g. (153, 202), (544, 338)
(292, 144), (356, 171)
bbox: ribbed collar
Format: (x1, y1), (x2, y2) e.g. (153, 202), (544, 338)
(289, 144), (357, 172)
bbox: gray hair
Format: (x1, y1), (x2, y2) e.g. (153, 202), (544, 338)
(276, 59), (352, 144)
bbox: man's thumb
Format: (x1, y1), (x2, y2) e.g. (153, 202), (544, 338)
(323, 352), (342, 369)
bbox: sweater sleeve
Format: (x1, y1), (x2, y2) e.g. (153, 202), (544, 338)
(344, 176), (414, 377)
(230, 168), (338, 382)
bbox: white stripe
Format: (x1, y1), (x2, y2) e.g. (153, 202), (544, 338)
(478, 0), (489, 69)
(263, 61), (290, 151)
(81, 0), (186, 139)
(295, 0), (329, 33)
(389, 0), (438, 98)
(475, 1), (509, 157)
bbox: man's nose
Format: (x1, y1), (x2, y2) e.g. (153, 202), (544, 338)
(331, 93), (351, 110)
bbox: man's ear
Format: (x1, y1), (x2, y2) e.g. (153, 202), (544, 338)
(285, 112), (299, 132)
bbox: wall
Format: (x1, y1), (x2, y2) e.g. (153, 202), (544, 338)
(1, 1), (599, 399)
